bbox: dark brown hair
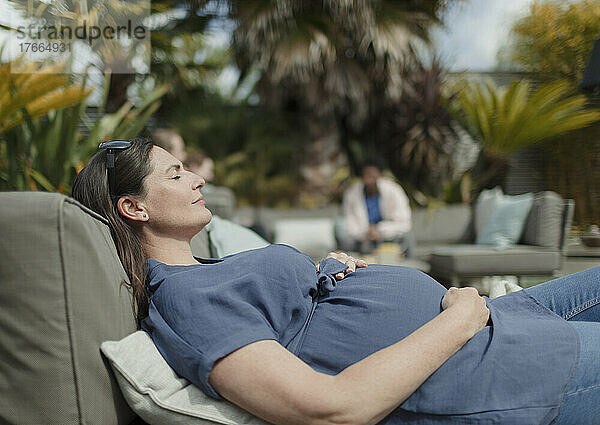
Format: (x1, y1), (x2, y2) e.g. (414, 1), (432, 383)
(72, 138), (154, 326)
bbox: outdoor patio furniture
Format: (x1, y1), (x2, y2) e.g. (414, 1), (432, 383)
(427, 192), (574, 285)
(411, 203), (474, 261)
(0, 190), (576, 424)
(0, 191), (225, 425)
(0, 192), (138, 425)
(232, 193), (574, 285)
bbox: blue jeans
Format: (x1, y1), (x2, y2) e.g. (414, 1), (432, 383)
(521, 266), (600, 425)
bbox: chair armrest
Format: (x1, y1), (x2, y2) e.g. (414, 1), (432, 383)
(559, 199), (575, 255)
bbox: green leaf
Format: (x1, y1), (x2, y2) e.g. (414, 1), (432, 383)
(449, 78), (600, 157)
(28, 168), (56, 192)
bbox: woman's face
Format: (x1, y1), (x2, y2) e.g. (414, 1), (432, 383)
(140, 146), (212, 238)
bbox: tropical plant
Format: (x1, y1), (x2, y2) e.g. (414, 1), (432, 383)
(498, 0), (600, 226)
(364, 56), (459, 199)
(4, 0), (153, 111)
(109, 0), (231, 114)
(501, 0), (600, 84)
(0, 60), (168, 192)
(449, 78), (600, 191)
(0, 59), (91, 191)
(230, 0), (452, 174)
(0, 59), (91, 134)
(150, 0), (226, 86)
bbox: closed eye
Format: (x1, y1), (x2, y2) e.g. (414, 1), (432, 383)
(171, 175), (181, 180)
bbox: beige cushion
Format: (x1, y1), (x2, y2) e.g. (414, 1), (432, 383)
(101, 331), (269, 425)
(412, 204), (473, 244)
(0, 192), (137, 425)
(520, 191), (564, 248)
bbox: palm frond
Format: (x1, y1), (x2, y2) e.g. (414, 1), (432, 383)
(451, 78), (600, 157)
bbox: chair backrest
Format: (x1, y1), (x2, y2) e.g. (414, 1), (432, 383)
(519, 191), (573, 251)
(560, 199), (575, 255)
(190, 227), (212, 258)
(411, 204), (474, 245)
(0, 192), (137, 425)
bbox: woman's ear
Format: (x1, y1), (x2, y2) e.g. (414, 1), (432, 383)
(117, 196), (148, 222)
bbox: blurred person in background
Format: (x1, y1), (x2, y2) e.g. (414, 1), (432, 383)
(184, 150), (236, 221)
(340, 155), (414, 257)
(151, 129), (188, 164)
(185, 150), (214, 183)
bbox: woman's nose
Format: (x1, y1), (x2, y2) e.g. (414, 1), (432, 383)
(192, 174), (205, 190)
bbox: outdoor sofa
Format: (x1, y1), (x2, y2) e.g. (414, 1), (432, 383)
(236, 191), (574, 285)
(414, 192), (574, 285)
(0, 191), (225, 425)
(0, 190), (574, 424)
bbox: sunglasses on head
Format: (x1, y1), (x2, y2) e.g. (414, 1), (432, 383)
(98, 140), (132, 198)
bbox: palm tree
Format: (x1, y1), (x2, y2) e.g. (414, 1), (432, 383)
(366, 56), (459, 198)
(449, 78), (600, 192)
(230, 0), (451, 175)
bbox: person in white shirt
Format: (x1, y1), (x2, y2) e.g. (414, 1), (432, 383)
(339, 156), (414, 256)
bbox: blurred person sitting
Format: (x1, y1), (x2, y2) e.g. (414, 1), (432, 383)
(184, 150), (236, 221)
(184, 150), (214, 182)
(151, 129), (188, 163)
(340, 155), (414, 257)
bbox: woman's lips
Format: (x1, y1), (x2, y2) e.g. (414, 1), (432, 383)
(192, 197), (205, 205)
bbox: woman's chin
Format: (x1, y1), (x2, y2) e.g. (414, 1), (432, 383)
(198, 208), (212, 227)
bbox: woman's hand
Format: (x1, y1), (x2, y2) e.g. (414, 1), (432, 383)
(317, 251), (368, 280)
(441, 287), (490, 336)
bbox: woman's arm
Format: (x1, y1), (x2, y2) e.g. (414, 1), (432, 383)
(210, 288), (488, 425)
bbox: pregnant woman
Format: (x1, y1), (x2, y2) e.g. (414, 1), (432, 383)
(73, 138), (600, 425)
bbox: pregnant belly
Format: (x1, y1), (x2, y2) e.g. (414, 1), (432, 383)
(296, 265), (447, 375)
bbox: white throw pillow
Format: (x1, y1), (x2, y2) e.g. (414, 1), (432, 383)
(100, 331), (269, 425)
(474, 186), (504, 237)
(476, 193), (534, 248)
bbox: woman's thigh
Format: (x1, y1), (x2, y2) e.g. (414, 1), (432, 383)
(554, 321), (600, 424)
(522, 266), (600, 322)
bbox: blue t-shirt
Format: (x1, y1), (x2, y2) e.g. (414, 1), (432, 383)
(141, 244), (578, 425)
(365, 193), (383, 224)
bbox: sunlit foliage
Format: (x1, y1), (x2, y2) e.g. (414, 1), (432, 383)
(506, 0), (600, 84)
